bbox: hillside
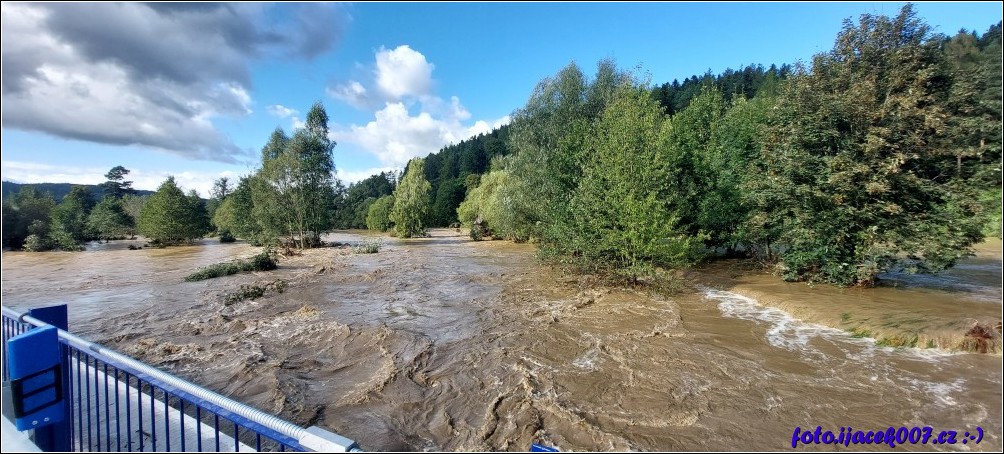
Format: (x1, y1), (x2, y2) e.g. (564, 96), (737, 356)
(1, 181), (155, 201)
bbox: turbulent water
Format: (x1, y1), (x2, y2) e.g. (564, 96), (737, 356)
(2, 230), (1001, 451)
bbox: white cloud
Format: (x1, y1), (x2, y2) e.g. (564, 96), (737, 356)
(1, 3), (344, 163)
(267, 104), (303, 130)
(374, 45), (434, 99)
(266, 104), (299, 118)
(0, 160), (237, 198)
(327, 45), (509, 168)
(333, 102), (506, 168)
(326, 80), (369, 108)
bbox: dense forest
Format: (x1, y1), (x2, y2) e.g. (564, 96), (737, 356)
(3, 6), (999, 289)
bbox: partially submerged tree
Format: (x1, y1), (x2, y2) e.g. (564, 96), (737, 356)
(138, 177), (209, 245)
(390, 158), (432, 238)
(753, 5), (986, 285)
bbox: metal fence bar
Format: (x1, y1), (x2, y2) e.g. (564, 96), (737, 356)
(3, 306), (360, 452)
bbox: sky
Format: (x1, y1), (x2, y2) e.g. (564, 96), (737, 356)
(1, 2), (1001, 197)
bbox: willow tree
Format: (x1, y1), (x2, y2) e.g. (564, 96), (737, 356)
(493, 60), (633, 243)
(390, 158), (431, 238)
(566, 86), (704, 279)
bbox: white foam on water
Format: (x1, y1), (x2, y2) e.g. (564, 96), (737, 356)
(702, 288), (969, 364)
(901, 377), (967, 408)
(572, 348), (599, 370)
(704, 289), (848, 357)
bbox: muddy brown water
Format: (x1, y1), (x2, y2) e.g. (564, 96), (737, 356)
(1, 230), (1001, 451)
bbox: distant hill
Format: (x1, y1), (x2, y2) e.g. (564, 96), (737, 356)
(1, 181), (155, 201)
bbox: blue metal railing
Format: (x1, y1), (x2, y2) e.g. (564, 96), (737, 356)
(2, 306), (359, 452)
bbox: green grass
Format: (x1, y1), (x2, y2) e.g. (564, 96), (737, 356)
(847, 327), (872, 338)
(876, 334), (919, 348)
(840, 312), (852, 323)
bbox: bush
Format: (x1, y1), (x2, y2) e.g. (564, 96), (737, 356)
(185, 249), (278, 282)
(352, 240), (381, 254)
(219, 230), (236, 243)
(224, 279), (286, 305)
(23, 234), (49, 252)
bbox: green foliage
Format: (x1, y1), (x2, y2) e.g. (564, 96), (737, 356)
(120, 194), (147, 223)
(391, 158), (432, 238)
(49, 185), (94, 248)
(206, 177), (232, 223)
(2, 186), (56, 249)
(752, 5), (988, 286)
(419, 126), (510, 227)
(99, 166), (135, 199)
(218, 230), (236, 243)
(456, 169), (510, 240)
(23, 233), (49, 252)
(352, 240), (382, 254)
(214, 176), (263, 243)
(365, 195), (395, 232)
(251, 103), (338, 248)
(48, 227), (83, 251)
(561, 86), (705, 279)
(184, 249), (278, 282)
(87, 197), (134, 240)
(977, 187), (1002, 238)
(223, 279), (287, 305)
(187, 189), (212, 237)
(334, 172), (396, 229)
(138, 177), (209, 245)
(650, 63), (791, 115)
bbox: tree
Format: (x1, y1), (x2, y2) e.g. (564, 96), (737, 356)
(206, 176), (233, 221)
(49, 185), (95, 249)
(213, 175), (264, 243)
(492, 60), (633, 243)
(252, 102), (338, 248)
(2, 186), (55, 250)
(756, 5), (985, 286)
(390, 157), (432, 238)
(87, 197), (134, 240)
(100, 166), (135, 199)
(137, 177), (208, 245)
(457, 169), (510, 240)
(366, 195), (395, 232)
(563, 86), (704, 279)
(333, 171), (396, 229)
(187, 189), (212, 237)
(210, 177), (232, 201)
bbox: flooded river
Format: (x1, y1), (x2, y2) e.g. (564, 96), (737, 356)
(2, 230), (1001, 451)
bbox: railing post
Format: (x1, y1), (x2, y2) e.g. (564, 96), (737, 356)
(26, 305), (72, 452)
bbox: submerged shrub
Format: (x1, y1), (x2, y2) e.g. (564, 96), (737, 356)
(352, 240), (381, 254)
(185, 249), (278, 282)
(23, 234), (49, 252)
(223, 279), (287, 305)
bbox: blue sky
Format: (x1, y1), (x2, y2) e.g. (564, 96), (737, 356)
(2, 2), (1000, 196)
